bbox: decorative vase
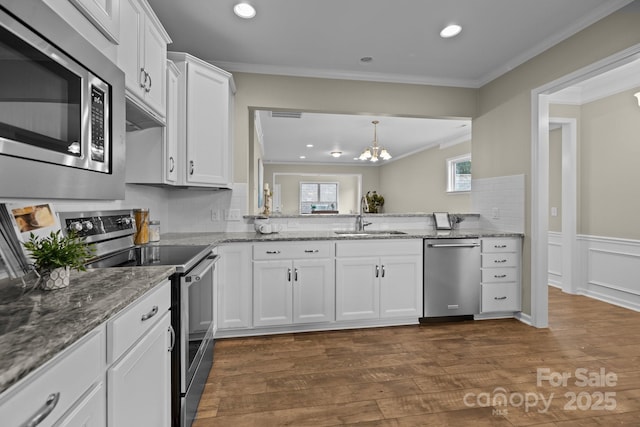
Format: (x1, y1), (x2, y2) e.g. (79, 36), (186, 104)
(40, 266), (71, 291)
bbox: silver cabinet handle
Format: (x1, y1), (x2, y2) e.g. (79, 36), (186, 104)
(145, 72), (152, 92)
(494, 274), (507, 278)
(139, 68), (147, 88)
(21, 392), (59, 427)
(375, 265), (379, 278)
(494, 259), (508, 263)
(169, 156), (175, 173)
(494, 296), (508, 300)
(266, 250), (281, 254)
(304, 249), (319, 253)
(141, 305), (158, 321)
(287, 268), (292, 282)
(381, 265), (385, 278)
(168, 325), (175, 352)
(494, 244), (508, 248)
(189, 160), (194, 175)
(294, 268), (298, 281)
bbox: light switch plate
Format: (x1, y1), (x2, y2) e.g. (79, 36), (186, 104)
(225, 209), (242, 221)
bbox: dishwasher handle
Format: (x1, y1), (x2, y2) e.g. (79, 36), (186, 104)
(427, 242), (480, 248)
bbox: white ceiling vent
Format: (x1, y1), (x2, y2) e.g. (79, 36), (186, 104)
(271, 111), (302, 119)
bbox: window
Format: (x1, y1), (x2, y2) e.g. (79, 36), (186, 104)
(447, 154), (471, 192)
(300, 182), (338, 214)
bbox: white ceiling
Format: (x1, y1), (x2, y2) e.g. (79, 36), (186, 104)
(147, 0), (635, 164)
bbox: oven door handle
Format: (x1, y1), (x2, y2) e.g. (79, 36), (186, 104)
(185, 254), (219, 283)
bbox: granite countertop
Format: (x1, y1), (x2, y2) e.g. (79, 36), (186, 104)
(0, 227), (521, 396)
(0, 266), (175, 395)
(159, 228), (523, 246)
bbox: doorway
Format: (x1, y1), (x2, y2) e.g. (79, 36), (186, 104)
(531, 44), (640, 327)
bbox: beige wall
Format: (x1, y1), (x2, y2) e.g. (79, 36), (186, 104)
(473, 7), (640, 314)
(580, 87), (640, 239)
(379, 141), (472, 213)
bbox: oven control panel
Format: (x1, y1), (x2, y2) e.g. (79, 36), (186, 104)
(59, 210), (135, 240)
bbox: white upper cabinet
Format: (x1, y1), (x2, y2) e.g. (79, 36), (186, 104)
(169, 52), (235, 188)
(125, 60), (180, 185)
(118, 0), (171, 122)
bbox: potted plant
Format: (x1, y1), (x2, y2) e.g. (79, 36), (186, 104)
(366, 191), (385, 213)
(23, 230), (94, 290)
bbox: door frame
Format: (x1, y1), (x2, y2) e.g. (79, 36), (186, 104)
(530, 43), (640, 327)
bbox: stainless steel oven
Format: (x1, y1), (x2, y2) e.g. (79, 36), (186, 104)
(0, 0), (125, 200)
(59, 210), (218, 427)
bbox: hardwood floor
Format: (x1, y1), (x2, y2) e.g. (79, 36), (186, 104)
(193, 287), (640, 426)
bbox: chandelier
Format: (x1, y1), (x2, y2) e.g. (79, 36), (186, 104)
(359, 120), (392, 162)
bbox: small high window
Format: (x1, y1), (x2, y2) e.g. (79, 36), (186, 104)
(447, 154), (471, 192)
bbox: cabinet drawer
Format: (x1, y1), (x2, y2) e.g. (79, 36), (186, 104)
(481, 283), (520, 313)
(336, 239), (422, 257)
(481, 252), (517, 268)
(107, 280), (171, 363)
(253, 242), (334, 260)
(0, 326), (104, 427)
(482, 238), (519, 253)
(481, 267), (518, 283)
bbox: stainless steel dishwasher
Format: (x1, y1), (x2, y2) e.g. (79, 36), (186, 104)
(423, 238), (481, 318)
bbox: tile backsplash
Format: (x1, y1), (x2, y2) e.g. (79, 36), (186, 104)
(471, 174), (525, 233)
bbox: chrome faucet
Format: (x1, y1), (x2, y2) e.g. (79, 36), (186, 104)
(356, 196), (372, 231)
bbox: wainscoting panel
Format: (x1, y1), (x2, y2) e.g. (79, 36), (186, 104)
(548, 231), (563, 287)
(549, 233), (640, 311)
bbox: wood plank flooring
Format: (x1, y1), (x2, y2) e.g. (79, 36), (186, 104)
(193, 287), (640, 426)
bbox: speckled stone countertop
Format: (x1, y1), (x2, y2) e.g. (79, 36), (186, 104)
(159, 228), (522, 246)
(0, 266), (175, 394)
(0, 227), (522, 395)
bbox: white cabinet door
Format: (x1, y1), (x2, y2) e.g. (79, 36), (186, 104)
(165, 61), (179, 183)
(293, 258), (334, 324)
(379, 254), (422, 318)
(184, 59), (231, 186)
(141, 17), (167, 117)
(118, 0), (168, 120)
(107, 311), (171, 427)
(54, 382), (106, 427)
(335, 257), (379, 321)
(253, 260), (293, 326)
(218, 244), (252, 330)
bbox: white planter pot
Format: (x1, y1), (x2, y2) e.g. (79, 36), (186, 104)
(40, 266), (70, 290)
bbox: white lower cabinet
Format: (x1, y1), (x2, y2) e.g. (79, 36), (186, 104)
(217, 243), (253, 330)
(0, 326), (105, 427)
(335, 240), (423, 321)
(253, 242), (334, 327)
(107, 311), (171, 427)
(107, 280), (172, 427)
(480, 237), (522, 313)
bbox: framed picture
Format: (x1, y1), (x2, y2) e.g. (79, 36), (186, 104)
(433, 212), (451, 230)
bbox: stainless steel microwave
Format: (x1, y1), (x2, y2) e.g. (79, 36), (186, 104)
(0, 0), (125, 199)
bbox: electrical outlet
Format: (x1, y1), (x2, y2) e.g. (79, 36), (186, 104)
(211, 209), (220, 221)
(492, 208), (500, 219)
(551, 207), (558, 217)
(224, 209), (242, 221)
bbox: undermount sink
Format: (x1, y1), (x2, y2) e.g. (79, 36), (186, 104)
(335, 230), (407, 236)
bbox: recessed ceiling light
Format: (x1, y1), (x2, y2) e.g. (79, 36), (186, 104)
(306, 144), (314, 148)
(440, 24), (462, 38)
(233, 3), (256, 19)
(299, 155), (306, 159)
(330, 151), (342, 158)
